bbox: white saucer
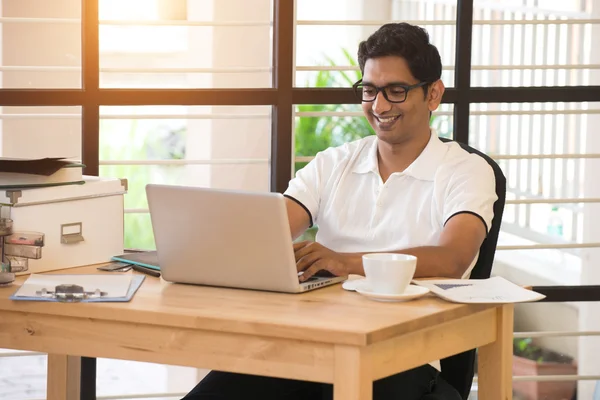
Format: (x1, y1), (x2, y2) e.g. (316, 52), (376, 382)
(342, 277), (368, 291)
(355, 284), (430, 302)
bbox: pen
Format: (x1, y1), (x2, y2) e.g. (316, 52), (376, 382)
(131, 264), (161, 278)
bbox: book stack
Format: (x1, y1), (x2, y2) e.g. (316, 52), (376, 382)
(0, 157), (85, 189)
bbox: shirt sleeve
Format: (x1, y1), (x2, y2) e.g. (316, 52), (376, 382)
(442, 156), (498, 234)
(283, 153), (327, 228)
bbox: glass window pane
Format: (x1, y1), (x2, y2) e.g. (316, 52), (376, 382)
(471, 0), (599, 87)
(432, 103), (454, 140)
(0, 106), (82, 158)
(469, 101), (600, 287)
(0, 0), (82, 88)
(511, 309), (578, 400)
(99, 105), (271, 249)
(471, 101), (600, 400)
(296, 0), (456, 88)
(99, 0), (273, 88)
(294, 103), (372, 172)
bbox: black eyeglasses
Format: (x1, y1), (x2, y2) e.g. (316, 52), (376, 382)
(352, 79), (429, 103)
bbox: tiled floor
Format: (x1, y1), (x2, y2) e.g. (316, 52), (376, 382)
(0, 355), (46, 400)
(0, 354), (198, 400)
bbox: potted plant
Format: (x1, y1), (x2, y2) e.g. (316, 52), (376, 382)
(513, 338), (577, 400)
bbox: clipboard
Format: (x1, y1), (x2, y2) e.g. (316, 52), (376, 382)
(10, 274), (145, 303)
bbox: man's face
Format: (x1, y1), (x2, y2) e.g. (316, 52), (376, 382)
(360, 56), (442, 145)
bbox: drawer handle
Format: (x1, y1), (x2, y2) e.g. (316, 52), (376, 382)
(61, 222), (84, 244)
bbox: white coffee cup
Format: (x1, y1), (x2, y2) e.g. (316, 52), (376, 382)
(362, 253), (417, 295)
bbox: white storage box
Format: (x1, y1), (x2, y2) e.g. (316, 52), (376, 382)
(0, 176), (127, 275)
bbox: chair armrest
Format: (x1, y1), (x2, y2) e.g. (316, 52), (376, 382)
(529, 285), (600, 302)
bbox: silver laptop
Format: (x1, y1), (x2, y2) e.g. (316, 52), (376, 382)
(145, 184), (345, 293)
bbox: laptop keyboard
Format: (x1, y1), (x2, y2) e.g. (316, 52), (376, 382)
(304, 276), (320, 282)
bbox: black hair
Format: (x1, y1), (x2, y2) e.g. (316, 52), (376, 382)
(357, 23), (442, 95)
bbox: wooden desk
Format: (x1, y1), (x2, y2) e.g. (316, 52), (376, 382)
(0, 266), (513, 400)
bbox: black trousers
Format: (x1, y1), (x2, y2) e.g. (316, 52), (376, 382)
(182, 364), (439, 400)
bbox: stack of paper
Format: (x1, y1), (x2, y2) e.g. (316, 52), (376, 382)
(10, 274), (145, 302)
(0, 157), (85, 189)
(413, 276), (545, 304)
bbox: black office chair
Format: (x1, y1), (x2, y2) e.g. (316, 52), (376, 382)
(422, 138), (507, 400)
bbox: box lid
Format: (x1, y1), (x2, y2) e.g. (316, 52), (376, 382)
(0, 176), (127, 207)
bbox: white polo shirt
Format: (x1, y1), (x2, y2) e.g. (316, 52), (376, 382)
(284, 130), (497, 279)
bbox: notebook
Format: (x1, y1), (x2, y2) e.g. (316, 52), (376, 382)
(112, 251), (160, 271)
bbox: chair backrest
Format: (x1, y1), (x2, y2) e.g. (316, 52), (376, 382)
(438, 138), (507, 399)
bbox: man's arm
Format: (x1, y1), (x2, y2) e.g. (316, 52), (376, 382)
(295, 213), (487, 281)
(368, 213), (487, 278)
(285, 197), (312, 240)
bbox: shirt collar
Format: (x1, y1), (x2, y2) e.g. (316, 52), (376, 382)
(351, 130), (448, 181)
(403, 131), (448, 181)
(351, 136), (379, 174)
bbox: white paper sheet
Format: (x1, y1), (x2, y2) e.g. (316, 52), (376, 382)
(12, 274), (132, 299)
(412, 276), (545, 303)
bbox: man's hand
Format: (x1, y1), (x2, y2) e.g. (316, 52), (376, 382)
(294, 241), (354, 281)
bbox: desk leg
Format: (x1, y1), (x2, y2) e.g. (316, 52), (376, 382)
(333, 345), (372, 400)
(47, 354), (81, 400)
(478, 304), (514, 400)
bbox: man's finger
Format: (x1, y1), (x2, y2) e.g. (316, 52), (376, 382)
(299, 262), (323, 282)
(296, 251), (321, 273)
(294, 242), (319, 262)
(293, 240), (311, 251)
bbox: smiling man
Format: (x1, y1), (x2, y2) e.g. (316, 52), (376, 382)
(288, 23), (496, 285)
(183, 22), (497, 400)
